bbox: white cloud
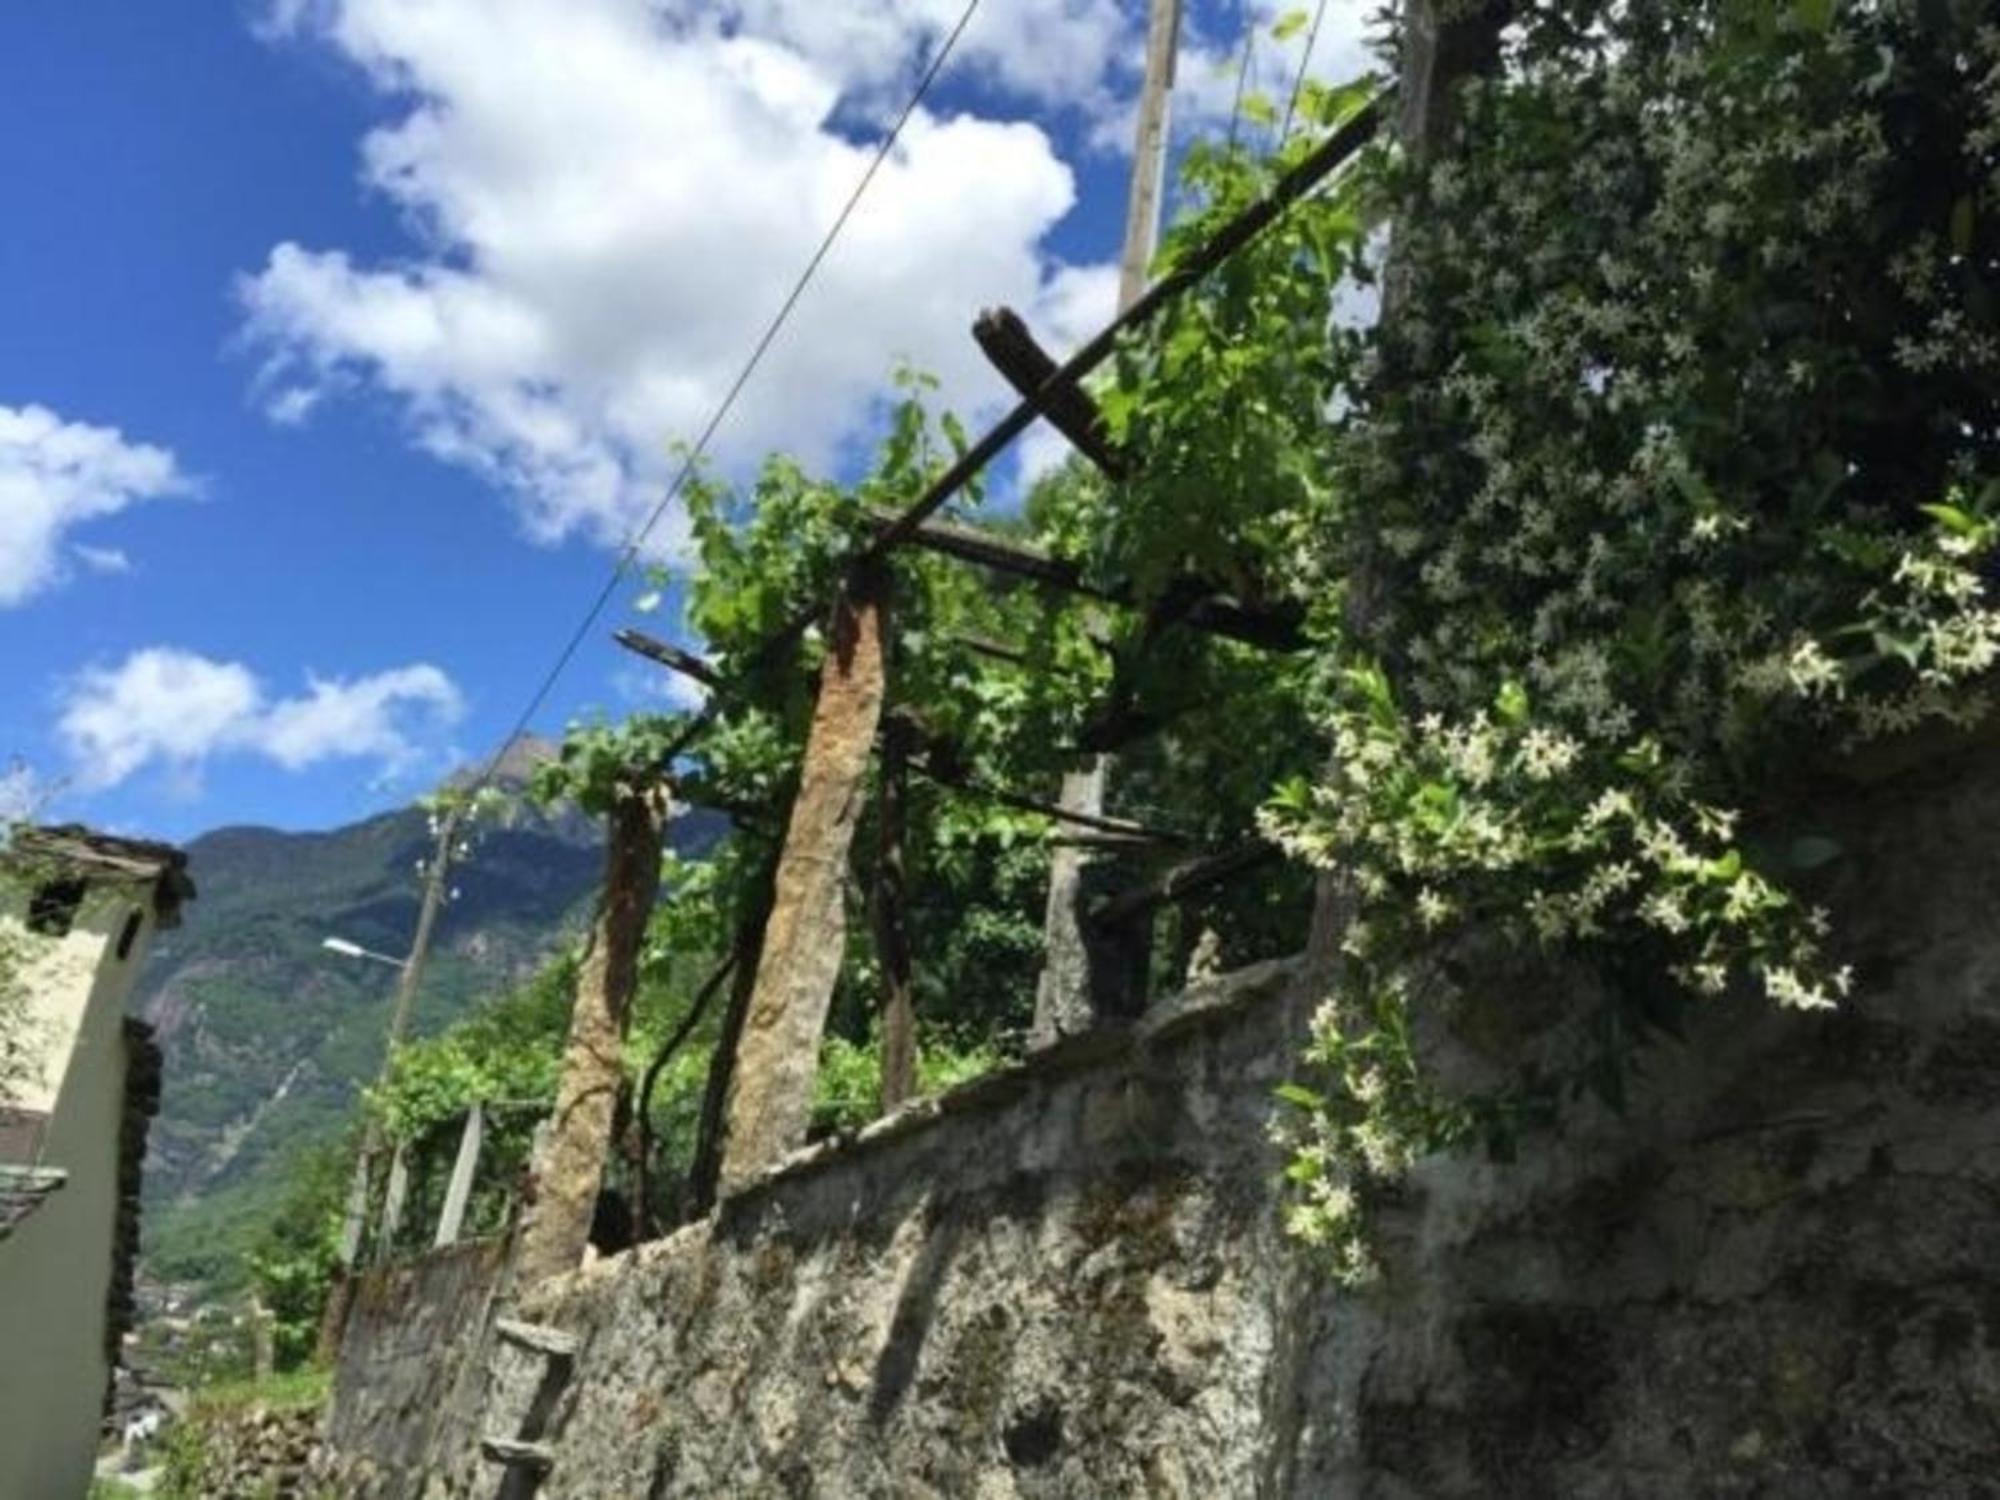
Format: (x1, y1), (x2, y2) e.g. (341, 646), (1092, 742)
(716, 0), (1137, 118)
(56, 647), (465, 793)
(73, 544), (132, 575)
(611, 662), (710, 715)
(243, 0), (1139, 557)
(0, 403), (190, 607)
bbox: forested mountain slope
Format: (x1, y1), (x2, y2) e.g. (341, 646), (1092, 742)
(134, 759), (721, 1287)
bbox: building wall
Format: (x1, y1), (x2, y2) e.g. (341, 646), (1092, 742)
(0, 889), (156, 1500)
(319, 744), (2000, 1498)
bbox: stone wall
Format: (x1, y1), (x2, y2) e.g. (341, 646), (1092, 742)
(325, 1237), (506, 1488)
(159, 1396), (325, 1500)
(323, 744), (2000, 1498)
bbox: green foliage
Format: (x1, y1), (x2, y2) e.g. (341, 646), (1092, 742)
(244, 1140), (348, 1370)
(529, 717), (685, 815)
(809, 1027), (1008, 1135)
(156, 1369), (330, 1500)
(1086, 80), (1376, 609)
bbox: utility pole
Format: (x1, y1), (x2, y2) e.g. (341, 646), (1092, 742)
(1032, 0), (1180, 1044)
(315, 801), (463, 1359)
(1119, 0), (1182, 309)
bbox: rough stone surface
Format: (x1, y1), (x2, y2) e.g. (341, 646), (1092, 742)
(324, 1237), (506, 1490)
(321, 749), (2000, 1497)
(164, 1399), (326, 1499)
(720, 581), (886, 1194)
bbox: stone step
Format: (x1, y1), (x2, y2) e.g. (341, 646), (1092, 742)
(481, 1437), (555, 1472)
(494, 1318), (580, 1360)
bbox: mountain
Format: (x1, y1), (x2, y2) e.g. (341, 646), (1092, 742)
(134, 755), (722, 1288)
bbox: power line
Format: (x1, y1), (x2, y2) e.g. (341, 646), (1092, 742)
(1224, 4), (1256, 154)
(1280, 0), (1332, 142)
(461, 0), (984, 801)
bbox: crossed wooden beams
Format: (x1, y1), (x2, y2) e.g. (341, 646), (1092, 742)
(613, 94), (1384, 1196)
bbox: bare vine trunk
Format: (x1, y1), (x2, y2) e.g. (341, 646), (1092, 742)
(874, 712), (917, 1110)
(514, 781), (668, 1287)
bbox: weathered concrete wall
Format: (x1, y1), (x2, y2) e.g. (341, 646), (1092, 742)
(325, 745), (2000, 1498)
(325, 1237), (506, 1489)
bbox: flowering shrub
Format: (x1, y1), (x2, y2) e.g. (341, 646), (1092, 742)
(1250, 0), (2000, 1274)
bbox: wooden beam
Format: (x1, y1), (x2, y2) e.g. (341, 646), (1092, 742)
(862, 507), (1306, 653)
(857, 93), (1384, 570)
(908, 752), (1189, 845)
(1088, 839), (1280, 929)
(954, 633), (1032, 667)
(717, 573), (889, 1196)
(613, 628), (723, 691)
(864, 507), (1110, 598)
(973, 307), (1126, 478)
(375, 1145), (410, 1261)
(432, 1102), (485, 1248)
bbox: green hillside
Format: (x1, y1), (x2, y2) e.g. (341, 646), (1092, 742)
(134, 775), (720, 1290)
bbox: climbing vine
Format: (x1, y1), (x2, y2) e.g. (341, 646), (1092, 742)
(1254, 0), (2000, 1274)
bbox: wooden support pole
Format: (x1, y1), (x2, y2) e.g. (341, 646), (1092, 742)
(1089, 839), (1280, 930)
(513, 779), (670, 1287)
(873, 711), (918, 1111)
(318, 801), (463, 1358)
(1121, 0), (1182, 308)
(717, 574), (889, 1196)
(433, 1101), (485, 1248)
(251, 1295), (275, 1382)
(613, 629), (723, 691)
(973, 307), (1126, 478)
(1033, 756), (1131, 1038)
(375, 1144), (410, 1260)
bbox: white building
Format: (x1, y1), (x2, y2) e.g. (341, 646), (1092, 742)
(0, 825), (191, 1500)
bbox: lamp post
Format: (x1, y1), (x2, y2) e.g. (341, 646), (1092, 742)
(313, 801), (464, 1360)
(320, 936), (407, 970)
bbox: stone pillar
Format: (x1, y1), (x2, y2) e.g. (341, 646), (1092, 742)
(513, 780), (668, 1286)
(717, 576), (888, 1195)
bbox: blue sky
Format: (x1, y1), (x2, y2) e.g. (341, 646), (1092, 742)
(0, 0), (1370, 842)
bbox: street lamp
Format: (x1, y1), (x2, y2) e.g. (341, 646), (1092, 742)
(312, 801), (465, 1358)
(321, 935), (408, 969)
